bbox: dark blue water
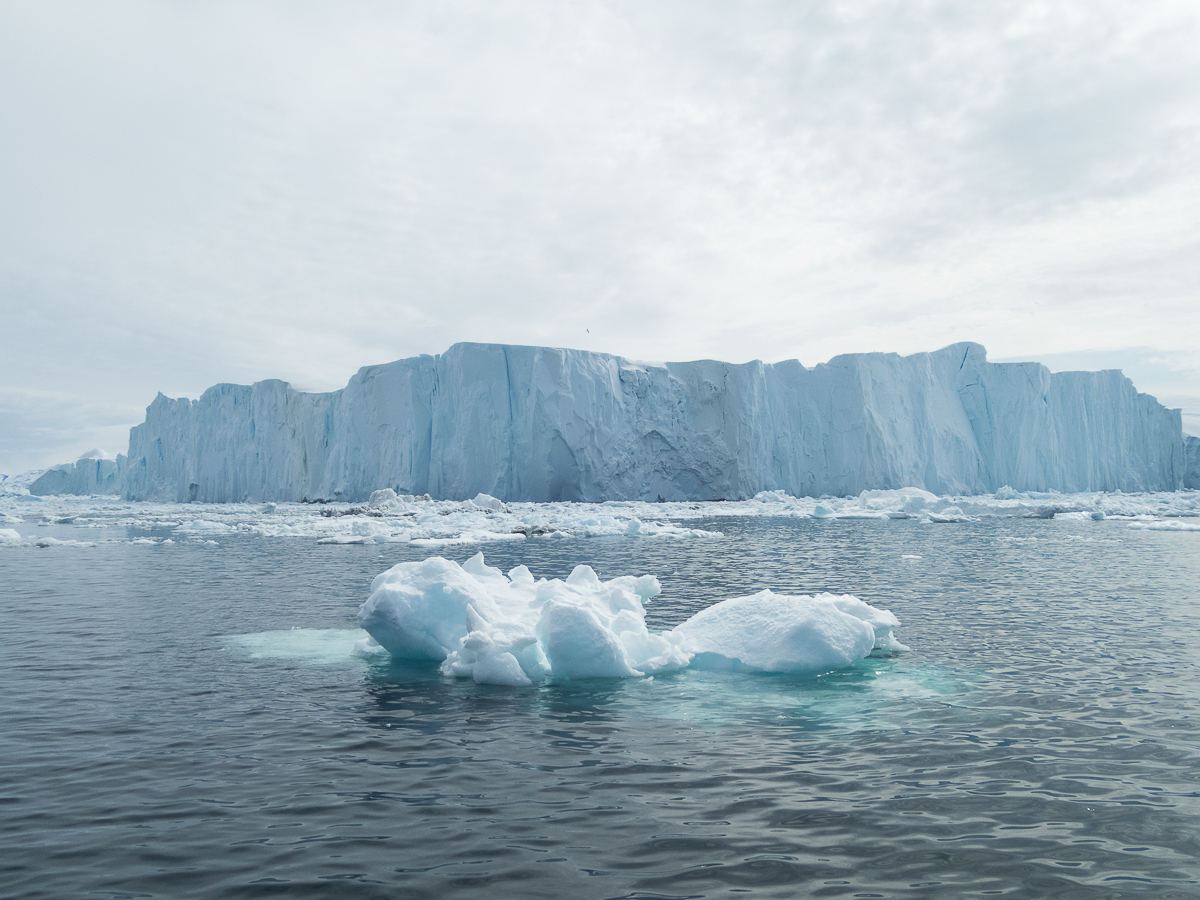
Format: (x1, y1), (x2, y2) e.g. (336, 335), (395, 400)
(2, 517), (1199, 898)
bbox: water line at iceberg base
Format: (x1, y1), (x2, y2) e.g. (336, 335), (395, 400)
(354, 552), (906, 686)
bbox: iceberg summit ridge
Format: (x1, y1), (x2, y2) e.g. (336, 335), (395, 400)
(32, 341), (1193, 501)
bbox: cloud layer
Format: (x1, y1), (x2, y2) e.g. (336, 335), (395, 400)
(2, 1), (1198, 471)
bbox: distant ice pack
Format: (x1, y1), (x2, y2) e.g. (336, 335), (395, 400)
(356, 553), (905, 685)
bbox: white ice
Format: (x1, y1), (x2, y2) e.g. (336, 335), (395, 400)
(357, 553), (686, 685)
(1, 486), (1197, 549)
(1128, 520), (1200, 531)
(357, 553), (903, 685)
(669, 590), (906, 674)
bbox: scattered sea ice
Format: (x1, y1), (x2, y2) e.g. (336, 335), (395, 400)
(1128, 520), (1200, 532)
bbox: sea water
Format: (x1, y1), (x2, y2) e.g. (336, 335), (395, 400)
(2, 515), (1199, 898)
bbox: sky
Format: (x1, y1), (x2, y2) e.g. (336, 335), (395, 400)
(2, 0), (1199, 474)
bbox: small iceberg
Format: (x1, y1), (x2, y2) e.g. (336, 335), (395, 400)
(357, 553), (904, 686)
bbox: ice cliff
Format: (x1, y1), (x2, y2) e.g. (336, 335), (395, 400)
(1186, 436), (1200, 490)
(32, 342), (1192, 502)
(28, 451), (121, 497)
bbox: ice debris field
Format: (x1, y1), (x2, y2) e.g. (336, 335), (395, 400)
(355, 553), (905, 684)
(2, 485), (1199, 549)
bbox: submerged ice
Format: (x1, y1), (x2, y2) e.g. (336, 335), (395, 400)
(356, 553), (903, 685)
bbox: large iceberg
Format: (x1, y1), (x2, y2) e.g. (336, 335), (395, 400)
(34, 342), (1194, 502)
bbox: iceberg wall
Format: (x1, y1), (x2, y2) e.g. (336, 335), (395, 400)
(111, 341), (1187, 502)
(29, 453), (122, 497)
(1185, 436), (1200, 491)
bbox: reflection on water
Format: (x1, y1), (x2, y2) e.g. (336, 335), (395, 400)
(1, 516), (1199, 898)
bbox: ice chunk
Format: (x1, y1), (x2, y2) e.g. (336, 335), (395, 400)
(0, 528), (21, 543)
(920, 506), (975, 523)
(409, 531), (525, 547)
(175, 519), (235, 533)
(359, 556), (505, 661)
(368, 488), (398, 508)
(352, 635), (390, 660)
(536, 600), (643, 678)
(358, 552), (687, 685)
(469, 493), (506, 512)
(1128, 520), (1200, 531)
(666, 590), (902, 674)
(858, 487), (938, 513)
(358, 553), (899, 684)
(32, 537), (95, 548)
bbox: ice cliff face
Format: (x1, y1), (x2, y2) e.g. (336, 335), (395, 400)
(1185, 436), (1200, 490)
(29, 453), (121, 497)
(95, 341), (1187, 503)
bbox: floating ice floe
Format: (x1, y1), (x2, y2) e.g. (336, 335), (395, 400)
(31, 536), (96, 548)
(357, 553), (904, 686)
(918, 505), (977, 523)
(409, 530), (527, 548)
(1128, 519), (1200, 531)
(174, 520), (236, 534)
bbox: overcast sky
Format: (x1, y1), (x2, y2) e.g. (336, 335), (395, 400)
(2, 0), (1199, 473)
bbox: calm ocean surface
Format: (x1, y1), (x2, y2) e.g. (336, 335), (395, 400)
(2, 516), (1199, 899)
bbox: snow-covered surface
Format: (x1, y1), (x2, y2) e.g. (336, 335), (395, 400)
(1, 487), (1197, 550)
(37, 342), (1191, 503)
(356, 553), (904, 684)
